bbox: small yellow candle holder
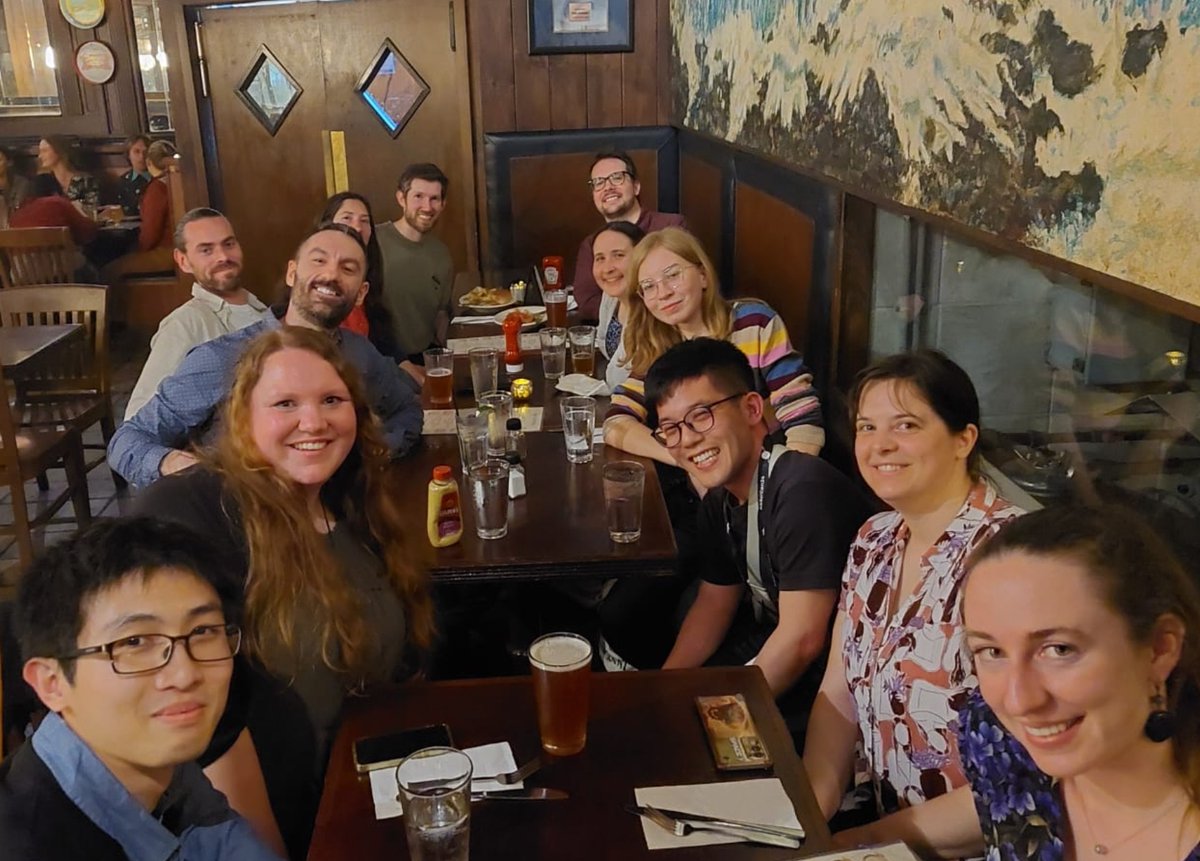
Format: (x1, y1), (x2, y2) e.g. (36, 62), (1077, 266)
(510, 377), (533, 402)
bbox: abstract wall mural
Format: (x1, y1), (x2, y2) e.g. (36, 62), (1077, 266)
(671, 1), (1200, 306)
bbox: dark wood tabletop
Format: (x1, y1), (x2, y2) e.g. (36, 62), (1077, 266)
(0, 323), (82, 369)
(308, 667), (832, 861)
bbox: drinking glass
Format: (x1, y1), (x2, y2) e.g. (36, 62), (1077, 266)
(477, 391), (513, 458)
(455, 410), (489, 476)
(559, 396), (595, 464)
(468, 348), (500, 404)
(424, 348), (455, 408)
(468, 461), (509, 539)
(567, 325), (596, 377)
(529, 633), (592, 755)
(544, 289), (568, 328)
(395, 747), (472, 861)
(539, 327), (567, 381)
(602, 461), (645, 543)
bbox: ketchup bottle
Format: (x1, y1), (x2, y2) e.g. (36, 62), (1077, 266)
(503, 312), (524, 373)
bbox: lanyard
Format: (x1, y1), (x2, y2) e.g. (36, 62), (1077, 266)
(744, 446), (786, 621)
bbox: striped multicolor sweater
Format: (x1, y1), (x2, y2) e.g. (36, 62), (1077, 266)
(605, 299), (824, 450)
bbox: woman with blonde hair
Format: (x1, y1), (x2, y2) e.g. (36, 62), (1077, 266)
(135, 326), (433, 859)
(602, 226), (823, 462)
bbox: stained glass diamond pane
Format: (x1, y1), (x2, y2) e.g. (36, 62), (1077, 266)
(237, 47), (302, 136)
(357, 40), (429, 137)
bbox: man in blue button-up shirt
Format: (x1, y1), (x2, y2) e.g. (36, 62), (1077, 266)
(108, 223), (423, 487)
(0, 517), (284, 860)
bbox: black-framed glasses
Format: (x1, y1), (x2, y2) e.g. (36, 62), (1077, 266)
(652, 393), (748, 448)
(586, 170), (630, 190)
(638, 264), (695, 298)
(59, 624), (242, 675)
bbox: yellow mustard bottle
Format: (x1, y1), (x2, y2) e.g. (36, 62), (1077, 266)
(427, 465), (464, 547)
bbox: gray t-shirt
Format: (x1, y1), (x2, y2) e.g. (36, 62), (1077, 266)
(376, 221), (454, 358)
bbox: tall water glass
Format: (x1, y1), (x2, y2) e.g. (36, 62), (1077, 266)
(559, 396), (595, 464)
(469, 460), (509, 539)
(424, 348), (455, 408)
(468, 348), (499, 404)
(602, 461), (645, 543)
(529, 633), (592, 755)
(455, 410), (489, 476)
(539, 327), (567, 381)
(567, 325), (596, 377)
(395, 747), (472, 861)
(477, 391), (513, 457)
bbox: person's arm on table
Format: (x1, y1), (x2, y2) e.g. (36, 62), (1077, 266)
(753, 589), (837, 696)
(744, 303), (824, 455)
(802, 610), (859, 820)
(832, 785), (983, 859)
(662, 582), (742, 669)
(602, 415), (675, 464)
(204, 728), (288, 857)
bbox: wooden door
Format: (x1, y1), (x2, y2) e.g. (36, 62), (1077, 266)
(195, 0), (477, 303)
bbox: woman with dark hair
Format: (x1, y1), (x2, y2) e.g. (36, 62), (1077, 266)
(593, 219), (645, 389)
(134, 326), (433, 858)
(37, 135), (98, 212)
(0, 147), (31, 224)
(316, 191), (399, 358)
(802, 349), (1024, 851)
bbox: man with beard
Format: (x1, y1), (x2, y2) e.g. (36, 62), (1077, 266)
(125, 209), (267, 418)
(377, 163), (454, 376)
(107, 223), (422, 487)
(571, 151), (687, 321)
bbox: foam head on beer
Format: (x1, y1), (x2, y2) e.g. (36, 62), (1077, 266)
(529, 634), (592, 672)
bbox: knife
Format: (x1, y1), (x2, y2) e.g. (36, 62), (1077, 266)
(632, 805), (805, 839)
(626, 805), (802, 848)
(471, 787), (567, 802)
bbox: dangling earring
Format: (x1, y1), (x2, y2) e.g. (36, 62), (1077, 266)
(1144, 682), (1176, 743)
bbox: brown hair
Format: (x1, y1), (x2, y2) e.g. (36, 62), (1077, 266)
(622, 227), (731, 376)
(210, 327), (433, 682)
(967, 504), (1200, 802)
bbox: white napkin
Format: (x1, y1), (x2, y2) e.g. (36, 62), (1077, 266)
(369, 741), (522, 820)
(555, 374), (610, 397)
(805, 846), (921, 861)
(633, 779), (802, 850)
(446, 334), (542, 355)
(423, 409), (458, 435)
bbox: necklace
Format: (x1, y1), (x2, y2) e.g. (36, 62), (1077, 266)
(1073, 781), (1190, 856)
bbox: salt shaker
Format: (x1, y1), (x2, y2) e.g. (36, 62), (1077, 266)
(505, 452), (526, 499)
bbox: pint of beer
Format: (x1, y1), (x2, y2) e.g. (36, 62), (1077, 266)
(528, 632), (592, 755)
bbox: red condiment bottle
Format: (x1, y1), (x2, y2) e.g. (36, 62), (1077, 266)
(503, 312), (524, 373)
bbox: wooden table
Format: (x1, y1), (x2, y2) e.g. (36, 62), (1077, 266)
(0, 324), (82, 369)
(309, 667), (832, 860)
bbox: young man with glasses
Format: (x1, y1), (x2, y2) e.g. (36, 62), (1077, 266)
(571, 151), (687, 320)
(0, 518), (282, 860)
(643, 338), (873, 728)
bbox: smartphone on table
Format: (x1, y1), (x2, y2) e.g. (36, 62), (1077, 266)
(352, 723), (454, 773)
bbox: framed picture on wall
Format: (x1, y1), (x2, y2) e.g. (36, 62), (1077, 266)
(529, 0), (632, 54)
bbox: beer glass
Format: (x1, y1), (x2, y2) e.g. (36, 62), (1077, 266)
(423, 348), (455, 408)
(567, 326), (596, 377)
(544, 289), (568, 328)
(396, 747), (472, 861)
(468, 348), (499, 405)
(539, 327), (567, 381)
(602, 461), (645, 543)
(528, 632), (592, 755)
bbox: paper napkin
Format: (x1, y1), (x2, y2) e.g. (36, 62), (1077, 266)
(633, 778), (803, 850)
(555, 374), (610, 397)
(369, 741), (522, 820)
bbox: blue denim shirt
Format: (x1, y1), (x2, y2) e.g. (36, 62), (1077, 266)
(109, 309), (423, 487)
(31, 712), (282, 861)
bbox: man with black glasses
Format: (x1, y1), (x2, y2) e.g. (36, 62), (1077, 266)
(643, 338), (873, 726)
(571, 151), (686, 320)
(0, 518), (283, 860)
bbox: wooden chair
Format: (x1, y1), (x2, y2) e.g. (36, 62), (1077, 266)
(0, 228), (77, 290)
(0, 285), (122, 487)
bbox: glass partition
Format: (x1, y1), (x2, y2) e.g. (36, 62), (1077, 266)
(132, 0), (171, 130)
(0, 0), (60, 117)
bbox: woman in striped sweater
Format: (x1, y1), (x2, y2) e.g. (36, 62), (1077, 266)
(602, 227), (824, 462)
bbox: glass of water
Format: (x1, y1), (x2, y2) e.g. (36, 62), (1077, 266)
(395, 747), (472, 861)
(477, 391), (513, 458)
(602, 461), (645, 543)
(469, 460), (510, 539)
(468, 347), (500, 404)
(539, 327), (567, 381)
(455, 410), (489, 475)
(559, 396), (596, 464)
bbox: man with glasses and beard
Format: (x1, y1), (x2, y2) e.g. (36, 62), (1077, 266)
(108, 223), (422, 487)
(571, 151), (687, 321)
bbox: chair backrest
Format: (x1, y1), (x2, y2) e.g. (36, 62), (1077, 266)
(0, 284), (110, 396)
(166, 165), (187, 230)
(0, 227), (76, 290)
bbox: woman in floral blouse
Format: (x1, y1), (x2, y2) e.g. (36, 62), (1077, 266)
(957, 504), (1199, 861)
(803, 349), (1023, 854)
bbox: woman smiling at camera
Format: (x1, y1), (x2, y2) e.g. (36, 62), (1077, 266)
(955, 504), (1200, 861)
(802, 349), (1024, 857)
(593, 220), (645, 390)
(134, 326), (432, 859)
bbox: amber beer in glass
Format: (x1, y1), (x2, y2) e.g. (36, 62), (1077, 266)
(544, 289), (568, 329)
(424, 348), (455, 408)
(529, 632), (592, 755)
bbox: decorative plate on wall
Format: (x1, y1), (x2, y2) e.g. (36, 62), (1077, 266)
(60, 0), (105, 29)
(75, 41), (116, 83)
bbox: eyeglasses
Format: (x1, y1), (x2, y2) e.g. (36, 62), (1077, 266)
(586, 170), (630, 191)
(637, 264), (695, 299)
(59, 624), (242, 675)
(652, 393), (747, 448)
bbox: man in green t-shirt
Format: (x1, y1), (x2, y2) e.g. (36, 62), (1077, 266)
(376, 163), (456, 384)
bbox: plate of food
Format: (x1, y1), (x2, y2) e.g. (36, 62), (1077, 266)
(459, 286), (515, 312)
(494, 306), (546, 330)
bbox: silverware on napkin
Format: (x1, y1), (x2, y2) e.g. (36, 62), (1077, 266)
(626, 804), (801, 849)
(472, 787), (567, 802)
(637, 805), (805, 840)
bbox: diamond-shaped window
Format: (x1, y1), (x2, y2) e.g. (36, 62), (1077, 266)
(356, 39), (430, 138)
(236, 46), (302, 136)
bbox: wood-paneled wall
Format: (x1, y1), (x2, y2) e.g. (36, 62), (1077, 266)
(467, 0), (671, 134)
